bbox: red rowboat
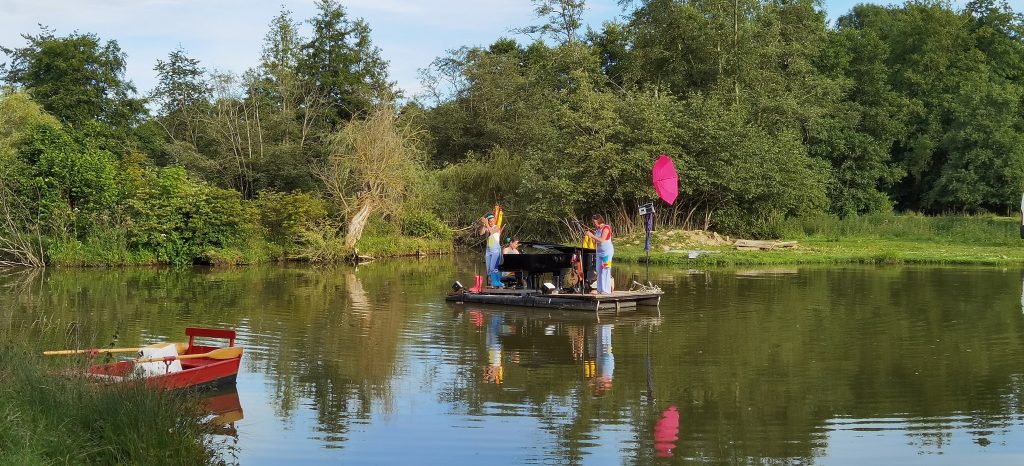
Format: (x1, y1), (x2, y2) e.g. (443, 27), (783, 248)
(85, 327), (242, 391)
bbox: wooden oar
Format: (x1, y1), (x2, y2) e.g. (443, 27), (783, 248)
(44, 342), (188, 356)
(134, 346), (242, 364)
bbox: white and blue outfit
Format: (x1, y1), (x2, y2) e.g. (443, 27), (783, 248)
(597, 324), (614, 381)
(485, 230), (502, 287)
(486, 314), (504, 383)
(594, 224), (614, 294)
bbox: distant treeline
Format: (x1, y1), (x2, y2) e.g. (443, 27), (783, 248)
(0, 0), (1021, 265)
(427, 0), (1024, 236)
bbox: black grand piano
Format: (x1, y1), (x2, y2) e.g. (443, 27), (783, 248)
(498, 242), (595, 292)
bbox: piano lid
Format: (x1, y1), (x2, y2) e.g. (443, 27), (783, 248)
(520, 241), (595, 253)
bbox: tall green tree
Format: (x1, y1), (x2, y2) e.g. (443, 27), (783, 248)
(587, 21), (631, 87)
(251, 8), (332, 190)
(812, 26), (907, 215)
(618, 0), (725, 94)
(420, 39), (561, 166)
(150, 47), (211, 145)
(967, 0), (1024, 81)
(298, 0), (394, 124)
(0, 29), (144, 129)
(262, 7), (305, 104)
(514, 0), (589, 45)
(838, 1), (1024, 212)
(929, 0), (1024, 211)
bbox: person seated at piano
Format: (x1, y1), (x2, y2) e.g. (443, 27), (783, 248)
(501, 237), (521, 287)
(480, 213), (503, 287)
(503, 236), (521, 255)
(584, 214), (614, 294)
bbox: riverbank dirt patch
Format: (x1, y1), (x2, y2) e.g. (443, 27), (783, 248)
(621, 229), (732, 251)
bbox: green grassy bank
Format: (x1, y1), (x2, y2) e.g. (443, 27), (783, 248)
(615, 214), (1024, 267)
(0, 325), (220, 464)
(45, 233), (453, 267)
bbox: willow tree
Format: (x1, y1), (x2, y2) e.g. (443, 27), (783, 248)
(319, 103), (423, 248)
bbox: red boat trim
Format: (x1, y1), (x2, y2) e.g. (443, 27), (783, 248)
(186, 327), (237, 348)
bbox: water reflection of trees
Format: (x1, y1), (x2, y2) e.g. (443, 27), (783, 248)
(438, 306), (661, 464)
(637, 266), (1024, 464)
(237, 261), (457, 439)
(0, 260), (454, 449)
(3, 264), (1024, 463)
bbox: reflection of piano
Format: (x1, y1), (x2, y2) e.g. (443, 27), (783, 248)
(499, 242), (594, 290)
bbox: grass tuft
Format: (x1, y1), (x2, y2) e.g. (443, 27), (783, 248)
(0, 324), (222, 465)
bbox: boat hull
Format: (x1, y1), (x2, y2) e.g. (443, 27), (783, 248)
(83, 328), (242, 391)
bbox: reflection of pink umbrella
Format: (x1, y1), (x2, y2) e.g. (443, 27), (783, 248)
(652, 154), (679, 205)
(654, 405), (680, 457)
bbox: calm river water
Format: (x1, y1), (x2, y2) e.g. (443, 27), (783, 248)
(4, 258), (1024, 464)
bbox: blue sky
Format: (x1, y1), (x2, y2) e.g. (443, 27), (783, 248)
(0, 0), (1006, 100)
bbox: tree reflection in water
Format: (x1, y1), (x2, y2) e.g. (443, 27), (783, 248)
(4, 263), (1024, 463)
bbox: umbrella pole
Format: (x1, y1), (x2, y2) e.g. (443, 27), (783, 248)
(645, 211), (654, 285)
(645, 324), (655, 404)
(646, 213), (651, 285)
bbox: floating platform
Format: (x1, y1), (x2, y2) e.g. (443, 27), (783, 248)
(450, 302), (663, 325)
(446, 289), (662, 313)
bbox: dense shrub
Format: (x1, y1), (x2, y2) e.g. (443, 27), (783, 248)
(257, 191), (329, 247)
(399, 209), (452, 240)
(19, 124), (120, 235)
(128, 167), (261, 266)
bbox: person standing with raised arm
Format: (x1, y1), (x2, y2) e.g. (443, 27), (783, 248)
(584, 214), (614, 294)
(480, 212), (503, 288)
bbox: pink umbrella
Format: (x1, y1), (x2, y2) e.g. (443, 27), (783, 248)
(652, 154), (679, 205)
